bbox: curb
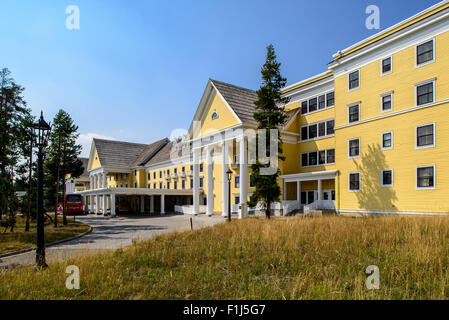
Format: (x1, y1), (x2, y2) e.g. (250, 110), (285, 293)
(0, 225), (93, 259)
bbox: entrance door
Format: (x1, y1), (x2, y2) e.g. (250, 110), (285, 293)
(322, 190), (335, 201)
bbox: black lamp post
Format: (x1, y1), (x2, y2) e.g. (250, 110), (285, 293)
(226, 169), (232, 222)
(32, 111), (51, 268)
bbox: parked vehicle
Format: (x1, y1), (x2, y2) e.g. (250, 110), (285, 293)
(64, 194), (86, 215)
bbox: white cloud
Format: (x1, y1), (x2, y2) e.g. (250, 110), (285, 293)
(77, 133), (116, 158)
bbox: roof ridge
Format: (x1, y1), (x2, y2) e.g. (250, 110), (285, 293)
(93, 138), (150, 147)
(210, 79), (257, 94)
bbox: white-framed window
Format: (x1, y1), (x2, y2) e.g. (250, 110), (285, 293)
(348, 103), (360, 123)
(381, 131), (393, 150)
(381, 169), (393, 187)
(381, 91), (393, 112)
(234, 195), (240, 205)
(199, 177), (204, 188)
(174, 181), (177, 190)
(301, 149), (335, 168)
(415, 79), (435, 106)
(300, 119), (334, 141)
(153, 183), (156, 189)
(416, 165), (435, 190)
(300, 91), (335, 115)
(349, 172), (361, 192)
(348, 70), (360, 91)
(381, 56), (392, 75)
(416, 123), (435, 149)
(167, 182), (170, 189)
(348, 138), (360, 158)
(182, 179), (185, 189)
(234, 175), (240, 188)
(416, 39), (434, 67)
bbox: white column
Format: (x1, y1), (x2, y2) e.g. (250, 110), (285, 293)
(90, 176), (93, 190)
(297, 181), (301, 205)
(221, 142), (229, 217)
(318, 179), (322, 201)
(206, 147), (214, 216)
(239, 137), (248, 219)
(103, 194), (108, 215)
(140, 195), (145, 213)
(111, 194), (116, 217)
(102, 173), (107, 189)
(95, 195), (99, 214)
(150, 195), (154, 213)
(90, 195), (94, 213)
(160, 194), (165, 215)
(193, 148), (200, 215)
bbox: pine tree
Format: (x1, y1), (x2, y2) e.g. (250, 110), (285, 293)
(0, 68), (30, 223)
(45, 110), (83, 226)
(248, 45), (289, 219)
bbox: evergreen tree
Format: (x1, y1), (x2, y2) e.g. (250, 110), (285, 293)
(0, 68), (30, 223)
(45, 110), (83, 226)
(248, 45), (289, 219)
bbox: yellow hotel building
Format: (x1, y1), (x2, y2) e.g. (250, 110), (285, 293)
(74, 1), (449, 217)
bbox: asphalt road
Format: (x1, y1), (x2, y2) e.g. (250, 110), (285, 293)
(0, 213), (225, 269)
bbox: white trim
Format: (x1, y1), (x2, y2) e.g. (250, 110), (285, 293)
(415, 37), (435, 68)
(348, 138), (361, 159)
(300, 118), (335, 142)
(381, 131), (394, 151)
(338, 209), (448, 216)
(301, 149), (336, 168)
(281, 170), (338, 183)
(380, 56), (393, 76)
(415, 78), (436, 107)
(415, 122), (436, 150)
(416, 165), (436, 190)
(348, 69), (360, 92)
(347, 102), (360, 124)
(380, 91), (394, 113)
(381, 169), (394, 187)
(331, 1), (449, 59)
(348, 172), (361, 193)
(283, 71), (333, 93)
(335, 98), (449, 130)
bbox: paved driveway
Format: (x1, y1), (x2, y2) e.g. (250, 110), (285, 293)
(0, 214), (224, 269)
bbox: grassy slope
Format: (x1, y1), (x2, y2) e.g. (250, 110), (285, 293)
(1, 215), (449, 299)
(0, 216), (89, 254)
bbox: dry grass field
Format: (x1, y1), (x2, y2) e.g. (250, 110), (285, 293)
(1, 215), (449, 300)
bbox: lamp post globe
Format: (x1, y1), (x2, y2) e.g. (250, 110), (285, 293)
(32, 111), (51, 268)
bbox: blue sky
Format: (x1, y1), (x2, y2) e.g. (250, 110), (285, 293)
(0, 0), (442, 156)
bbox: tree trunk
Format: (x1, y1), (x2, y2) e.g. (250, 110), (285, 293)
(62, 174), (67, 225)
(25, 139), (32, 232)
(54, 135), (62, 228)
(266, 200), (271, 219)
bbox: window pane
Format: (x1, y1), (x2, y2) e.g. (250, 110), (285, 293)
(349, 173), (360, 191)
(383, 133), (392, 148)
(301, 101), (308, 114)
(327, 149), (335, 164)
(417, 83), (433, 105)
(326, 92), (335, 106)
(349, 105), (359, 123)
(349, 139), (360, 157)
(417, 40), (433, 65)
(318, 95), (326, 109)
(417, 124), (434, 147)
(349, 71), (359, 90)
(326, 120), (335, 135)
(309, 124), (317, 139)
(301, 192), (307, 205)
(382, 95), (392, 111)
(309, 152), (317, 166)
(318, 122), (326, 137)
(301, 126), (308, 141)
(417, 167), (434, 188)
(309, 98), (317, 112)
(382, 170), (392, 186)
(301, 153), (308, 167)
(382, 57), (391, 73)
(319, 151), (326, 165)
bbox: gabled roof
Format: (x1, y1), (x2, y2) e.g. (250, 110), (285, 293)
(79, 157), (89, 178)
(210, 79), (259, 125)
(92, 138), (169, 169)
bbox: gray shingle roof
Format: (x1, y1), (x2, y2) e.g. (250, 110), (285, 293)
(79, 157), (89, 178)
(210, 79), (296, 128)
(93, 138), (168, 169)
(210, 79), (258, 125)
